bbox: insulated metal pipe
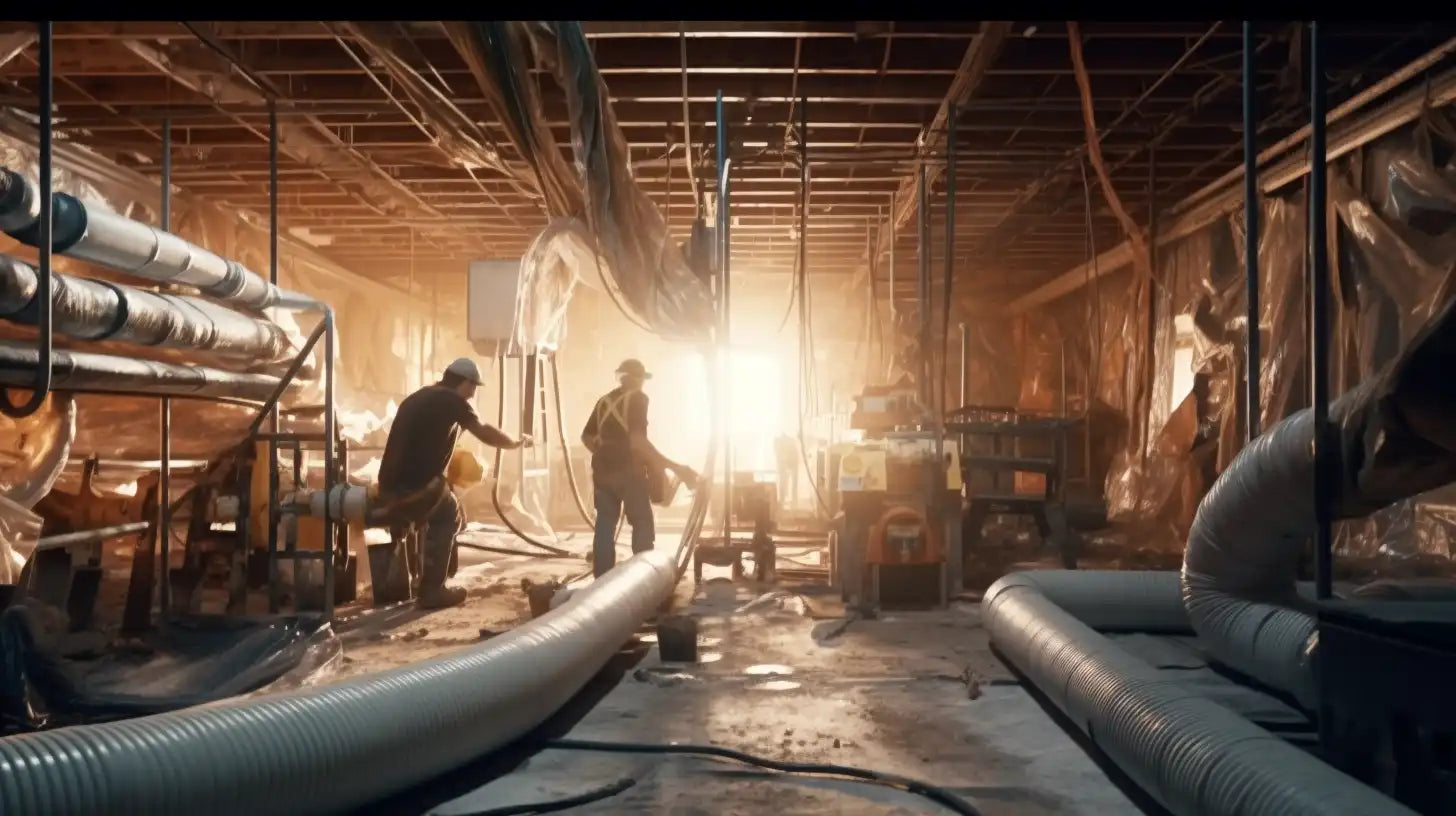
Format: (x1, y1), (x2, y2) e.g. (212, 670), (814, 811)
(0, 255), (294, 359)
(1308, 20), (1333, 600)
(0, 169), (320, 312)
(0, 550), (679, 815)
(1, 21), (52, 420)
(1243, 21), (1261, 442)
(0, 343), (287, 402)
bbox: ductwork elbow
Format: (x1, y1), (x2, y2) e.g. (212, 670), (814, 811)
(1183, 296), (1456, 707)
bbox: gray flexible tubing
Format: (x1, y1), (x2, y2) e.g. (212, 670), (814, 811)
(982, 570), (1415, 816)
(0, 550), (678, 815)
(1183, 295), (1456, 708)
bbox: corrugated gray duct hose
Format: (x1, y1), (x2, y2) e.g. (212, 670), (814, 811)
(983, 570), (1416, 815)
(0, 551), (678, 816)
(1184, 295), (1456, 709)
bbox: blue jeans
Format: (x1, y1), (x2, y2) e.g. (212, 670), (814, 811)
(593, 471), (654, 577)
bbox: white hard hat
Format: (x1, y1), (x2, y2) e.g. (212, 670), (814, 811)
(445, 357), (484, 385)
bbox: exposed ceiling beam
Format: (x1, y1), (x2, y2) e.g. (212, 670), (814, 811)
(855, 21), (1013, 289)
(1006, 59), (1456, 315)
(0, 31), (35, 71)
(117, 27), (482, 254)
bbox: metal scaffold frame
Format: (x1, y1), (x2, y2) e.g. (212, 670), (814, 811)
(9, 20), (343, 626)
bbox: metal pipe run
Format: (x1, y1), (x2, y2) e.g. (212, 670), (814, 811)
(0, 255), (295, 360)
(0, 21), (52, 420)
(37, 521), (151, 551)
(0, 550), (680, 816)
(1243, 21), (1261, 442)
(0, 343), (287, 402)
(0, 168), (320, 313)
(1307, 20), (1333, 600)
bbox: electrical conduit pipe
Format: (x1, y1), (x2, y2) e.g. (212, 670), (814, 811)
(0, 549), (677, 815)
(982, 570), (1414, 815)
(1183, 296), (1456, 708)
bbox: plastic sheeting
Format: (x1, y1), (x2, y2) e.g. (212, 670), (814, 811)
(0, 492), (40, 584)
(1040, 103), (1456, 557)
(0, 392), (72, 507)
(0, 607), (339, 733)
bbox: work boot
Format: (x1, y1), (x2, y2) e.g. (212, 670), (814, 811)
(416, 544), (465, 609)
(417, 584), (467, 610)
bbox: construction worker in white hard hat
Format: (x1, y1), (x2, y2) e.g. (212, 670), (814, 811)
(378, 358), (532, 609)
(581, 358), (698, 577)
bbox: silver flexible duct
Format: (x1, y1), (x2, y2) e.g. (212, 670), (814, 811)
(1183, 297), (1456, 708)
(0, 168), (319, 312)
(983, 570), (1415, 816)
(0, 550), (677, 815)
(0, 342), (286, 402)
(0, 255), (293, 362)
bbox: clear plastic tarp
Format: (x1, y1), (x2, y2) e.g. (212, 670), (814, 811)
(1023, 104), (1456, 559)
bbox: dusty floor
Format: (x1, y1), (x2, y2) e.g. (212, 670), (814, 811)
(348, 553), (1148, 816)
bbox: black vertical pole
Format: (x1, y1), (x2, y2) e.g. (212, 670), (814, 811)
(267, 102), (282, 613)
(158, 117), (172, 617)
(1243, 21), (1262, 442)
(716, 90), (731, 541)
(2, 21), (54, 419)
(942, 104), (956, 424)
(1308, 21), (1333, 601)
(917, 162), (930, 411)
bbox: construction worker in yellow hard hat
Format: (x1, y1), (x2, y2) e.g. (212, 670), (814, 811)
(378, 358), (531, 609)
(581, 358), (698, 577)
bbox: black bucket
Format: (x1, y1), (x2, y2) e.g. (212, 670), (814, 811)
(657, 614), (699, 662)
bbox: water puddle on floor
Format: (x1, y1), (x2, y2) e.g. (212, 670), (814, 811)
(750, 679), (802, 692)
(743, 663), (795, 676)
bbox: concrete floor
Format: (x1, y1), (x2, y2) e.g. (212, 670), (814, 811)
(383, 561), (1146, 816)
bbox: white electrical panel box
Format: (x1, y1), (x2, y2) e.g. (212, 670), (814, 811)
(467, 259), (522, 343)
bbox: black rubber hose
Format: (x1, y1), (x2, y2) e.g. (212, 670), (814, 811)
(547, 355), (623, 545)
(459, 777), (636, 816)
(541, 738), (983, 816)
(491, 359), (573, 557)
(457, 541), (572, 560)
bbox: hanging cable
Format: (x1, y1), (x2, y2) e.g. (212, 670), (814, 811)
(490, 357), (573, 557)
(679, 24), (702, 219)
(793, 98), (829, 516)
(548, 354), (624, 543)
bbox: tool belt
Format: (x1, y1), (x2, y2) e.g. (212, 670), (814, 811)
(365, 476), (448, 528)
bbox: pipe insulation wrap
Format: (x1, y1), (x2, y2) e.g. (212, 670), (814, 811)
(0, 550), (678, 815)
(0, 255), (293, 360)
(1183, 296), (1456, 708)
(982, 571), (1414, 816)
(0, 343), (286, 402)
(0, 168), (319, 312)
